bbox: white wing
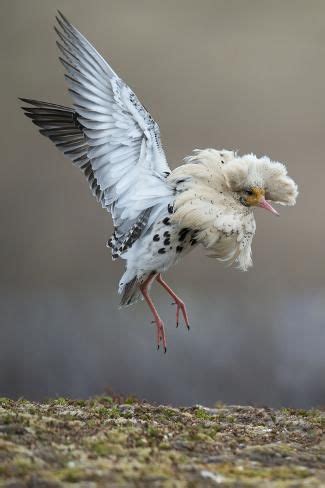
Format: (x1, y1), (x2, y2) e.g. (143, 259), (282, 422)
(55, 11), (172, 242)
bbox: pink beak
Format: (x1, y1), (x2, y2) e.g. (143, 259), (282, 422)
(258, 196), (279, 216)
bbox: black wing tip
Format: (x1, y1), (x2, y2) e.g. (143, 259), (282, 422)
(57, 10), (68, 24)
(56, 11), (75, 33)
(55, 16), (67, 36)
(53, 25), (62, 38)
(19, 98), (49, 107)
(19, 98), (38, 113)
(19, 97), (34, 105)
(19, 99), (74, 117)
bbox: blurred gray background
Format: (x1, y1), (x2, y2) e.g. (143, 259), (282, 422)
(1, 0), (324, 408)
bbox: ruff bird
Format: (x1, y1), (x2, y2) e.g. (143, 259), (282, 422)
(21, 13), (298, 352)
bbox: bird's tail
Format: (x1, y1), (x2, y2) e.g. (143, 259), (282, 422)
(119, 276), (143, 308)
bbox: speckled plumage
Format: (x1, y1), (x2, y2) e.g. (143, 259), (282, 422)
(118, 211), (198, 306)
(21, 13), (298, 350)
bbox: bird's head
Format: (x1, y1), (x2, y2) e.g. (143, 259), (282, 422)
(238, 187), (279, 215)
(222, 152), (298, 215)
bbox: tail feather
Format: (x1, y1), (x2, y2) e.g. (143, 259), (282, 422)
(119, 277), (143, 308)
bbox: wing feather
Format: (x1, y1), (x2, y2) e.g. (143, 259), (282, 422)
(54, 12), (172, 236)
(21, 12), (174, 257)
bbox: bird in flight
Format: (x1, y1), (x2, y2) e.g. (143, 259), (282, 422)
(21, 12), (298, 352)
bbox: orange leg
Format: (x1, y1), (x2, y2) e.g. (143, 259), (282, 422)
(140, 273), (167, 352)
(156, 274), (190, 330)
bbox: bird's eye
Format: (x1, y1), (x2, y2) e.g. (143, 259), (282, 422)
(244, 189), (253, 196)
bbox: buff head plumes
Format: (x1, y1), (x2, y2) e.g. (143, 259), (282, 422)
(169, 148), (298, 271)
(222, 152), (298, 210)
(180, 149), (298, 216)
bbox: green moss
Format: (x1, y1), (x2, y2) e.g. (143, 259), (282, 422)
(194, 407), (214, 421)
(124, 396), (137, 405)
(108, 406), (121, 418)
(157, 406), (178, 419)
(51, 397), (68, 406)
(0, 414), (14, 425)
(0, 399), (323, 486)
(71, 399), (87, 407)
(215, 463), (311, 481)
(187, 429), (214, 443)
(57, 467), (88, 483)
(0, 398), (13, 407)
(89, 440), (118, 456)
(147, 425), (163, 443)
(12, 460), (31, 477)
(96, 395), (114, 405)
(9, 457), (34, 477)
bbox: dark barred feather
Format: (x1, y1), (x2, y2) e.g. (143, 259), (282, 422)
(119, 276), (142, 307)
(107, 208), (151, 258)
(20, 99), (105, 207)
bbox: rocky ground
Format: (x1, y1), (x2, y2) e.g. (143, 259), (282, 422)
(0, 396), (324, 487)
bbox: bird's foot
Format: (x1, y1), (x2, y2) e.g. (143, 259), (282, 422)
(152, 318), (167, 352)
(172, 299), (190, 330)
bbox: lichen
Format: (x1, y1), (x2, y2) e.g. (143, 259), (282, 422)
(0, 397), (324, 486)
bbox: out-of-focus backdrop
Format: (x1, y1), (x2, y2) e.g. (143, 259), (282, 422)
(1, 0), (324, 408)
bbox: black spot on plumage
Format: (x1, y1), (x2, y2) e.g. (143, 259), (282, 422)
(168, 204), (174, 214)
(179, 228), (190, 241)
(153, 234), (160, 241)
(176, 245), (183, 253)
(109, 208), (151, 256)
(163, 217), (170, 225)
(112, 253), (118, 259)
(158, 248), (166, 254)
(164, 238), (170, 246)
(163, 231), (170, 238)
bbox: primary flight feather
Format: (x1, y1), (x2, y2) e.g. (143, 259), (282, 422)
(21, 12), (298, 352)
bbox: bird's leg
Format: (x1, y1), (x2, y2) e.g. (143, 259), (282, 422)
(156, 274), (190, 330)
(140, 273), (167, 352)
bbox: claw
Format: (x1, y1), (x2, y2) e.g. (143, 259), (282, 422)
(174, 302), (190, 331)
(164, 347), (167, 354)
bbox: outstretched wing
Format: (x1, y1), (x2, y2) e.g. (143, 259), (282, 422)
(24, 12), (174, 255)
(20, 99), (107, 206)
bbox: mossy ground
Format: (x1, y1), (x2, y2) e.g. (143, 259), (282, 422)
(0, 397), (324, 486)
